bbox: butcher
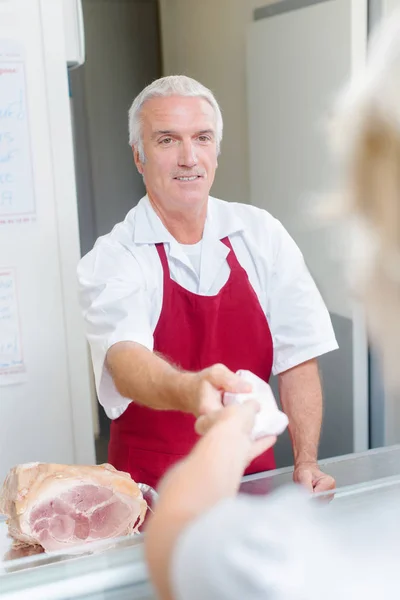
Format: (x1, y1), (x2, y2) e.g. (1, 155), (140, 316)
(77, 75), (338, 491)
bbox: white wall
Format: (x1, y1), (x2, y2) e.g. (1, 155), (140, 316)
(382, 0), (400, 13)
(158, 0), (273, 204)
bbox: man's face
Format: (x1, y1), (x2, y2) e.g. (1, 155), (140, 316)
(134, 95), (218, 212)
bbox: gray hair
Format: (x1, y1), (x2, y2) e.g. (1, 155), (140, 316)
(128, 75), (223, 162)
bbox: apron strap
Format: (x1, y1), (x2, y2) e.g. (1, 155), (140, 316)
(221, 236), (241, 271)
(155, 243), (170, 287)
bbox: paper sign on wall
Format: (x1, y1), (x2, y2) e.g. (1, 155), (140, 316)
(0, 268), (26, 385)
(0, 39), (35, 226)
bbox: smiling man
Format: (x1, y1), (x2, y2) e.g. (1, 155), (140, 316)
(77, 75), (338, 491)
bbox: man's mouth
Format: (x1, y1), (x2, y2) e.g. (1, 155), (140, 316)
(173, 175), (202, 181)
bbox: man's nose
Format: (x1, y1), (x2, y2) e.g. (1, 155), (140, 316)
(178, 140), (198, 168)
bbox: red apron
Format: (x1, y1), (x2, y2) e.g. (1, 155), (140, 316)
(109, 237), (276, 489)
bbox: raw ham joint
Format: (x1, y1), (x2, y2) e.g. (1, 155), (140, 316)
(0, 463), (148, 552)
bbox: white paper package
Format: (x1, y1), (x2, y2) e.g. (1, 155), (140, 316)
(223, 370), (289, 439)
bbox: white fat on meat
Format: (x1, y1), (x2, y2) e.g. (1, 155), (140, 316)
(0, 463), (147, 552)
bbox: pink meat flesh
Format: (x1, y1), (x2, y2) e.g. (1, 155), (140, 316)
(28, 485), (138, 551)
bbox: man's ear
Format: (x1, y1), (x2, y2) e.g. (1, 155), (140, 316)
(133, 146), (144, 175)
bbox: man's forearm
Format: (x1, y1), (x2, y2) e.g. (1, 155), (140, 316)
(106, 341), (195, 413)
(278, 359), (322, 465)
(106, 343), (250, 416)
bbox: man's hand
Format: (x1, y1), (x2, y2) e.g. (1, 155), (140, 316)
(195, 400), (277, 466)
(293, 462), (336, 494)
(183, 363), (252, 416)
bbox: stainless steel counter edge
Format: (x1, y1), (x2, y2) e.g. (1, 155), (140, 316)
(241, 444), (400, 493)
(1, 544), (150, 600)
(243, 444), (400, 481)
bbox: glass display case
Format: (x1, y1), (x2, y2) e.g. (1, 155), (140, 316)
(2, 446), (400, 599)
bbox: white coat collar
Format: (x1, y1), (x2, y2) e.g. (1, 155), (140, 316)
(132, 194), (245, 244)
(131, 195), (244, 291)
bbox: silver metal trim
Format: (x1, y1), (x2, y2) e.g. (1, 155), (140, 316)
(367, 0), (385, 449)
(368, 0), (383, 32)
(254, 0), (334, 21)
(241, 443), (400, 482)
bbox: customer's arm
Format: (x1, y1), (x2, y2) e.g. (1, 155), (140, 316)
(145, 402), (276, 600)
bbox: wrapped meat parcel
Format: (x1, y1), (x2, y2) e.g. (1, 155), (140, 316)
(223, 370), (289, 439)
(0, 462), (147, 552)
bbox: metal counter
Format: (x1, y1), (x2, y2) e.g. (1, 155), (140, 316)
(241, 443), (400, 494)
(1, 445), (400, 599)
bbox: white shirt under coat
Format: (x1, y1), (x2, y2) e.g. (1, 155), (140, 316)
(77, 195), (338, 419)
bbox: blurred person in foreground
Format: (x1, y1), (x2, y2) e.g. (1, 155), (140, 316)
(145, 12), (400, 600)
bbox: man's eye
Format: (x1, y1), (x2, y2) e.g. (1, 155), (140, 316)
(160, 138), (173, 145)
(198, 136), (211, 142)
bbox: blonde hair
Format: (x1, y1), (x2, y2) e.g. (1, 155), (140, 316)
(330, 11), (400, 388)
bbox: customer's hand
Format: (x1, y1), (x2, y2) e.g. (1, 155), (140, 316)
(183, 364), (252, 416)
(195, 400), (277, 465)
